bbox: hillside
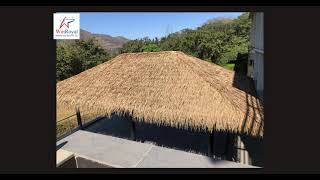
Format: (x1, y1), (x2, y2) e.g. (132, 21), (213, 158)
(120, 13), (250, 67)
(57, 29), (130, 54)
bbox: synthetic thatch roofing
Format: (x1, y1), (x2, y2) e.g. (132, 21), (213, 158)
(57, 51), (264, 137)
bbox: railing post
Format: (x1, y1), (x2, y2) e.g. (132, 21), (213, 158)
(208, 130), (214, 157)
(76, 108), (83, 130)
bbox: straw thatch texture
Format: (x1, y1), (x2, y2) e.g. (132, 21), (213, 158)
(57, 51), (264, 137)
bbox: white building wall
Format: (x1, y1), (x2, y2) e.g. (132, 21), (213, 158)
(236, 12), (264, 167)
(248, 12), (264, 99)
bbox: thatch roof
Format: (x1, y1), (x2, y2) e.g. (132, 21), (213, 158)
(57, 51), (264, 137)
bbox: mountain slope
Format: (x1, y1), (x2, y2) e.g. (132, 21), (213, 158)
(57, 29), (130, 54)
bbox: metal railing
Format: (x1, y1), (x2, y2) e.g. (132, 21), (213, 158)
(56, 109), (105, 140)
(56, 112), (79, 139)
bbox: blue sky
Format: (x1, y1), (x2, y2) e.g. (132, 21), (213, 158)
(80, 12), (243, 40)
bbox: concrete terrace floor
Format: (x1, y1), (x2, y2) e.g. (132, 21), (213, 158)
(85, 115), (211, 156)
(57, 130), (257, 168)
(81, 114), (235, 157)
(56, 115), (259, 168)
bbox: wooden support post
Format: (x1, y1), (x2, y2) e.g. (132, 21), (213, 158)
(76, 108), (83, 130)
(236, 135), (241, 163)
(224, 133), (230, 160)
(129, 116), (136, 141)
(208, 131), (214, 157)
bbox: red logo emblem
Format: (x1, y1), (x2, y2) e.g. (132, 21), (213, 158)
(59, 17), (75, 29)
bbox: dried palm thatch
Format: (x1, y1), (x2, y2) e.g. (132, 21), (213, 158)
(57, 51), (264, 137)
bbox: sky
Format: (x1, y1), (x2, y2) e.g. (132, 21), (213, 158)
(80, 12), (243, 40)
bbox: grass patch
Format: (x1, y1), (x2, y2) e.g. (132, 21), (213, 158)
(222, 63), (235, 71)
(56, 107), (101, 138)
(56, 108), (77, 138)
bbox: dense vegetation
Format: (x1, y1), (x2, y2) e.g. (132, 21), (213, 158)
(120, 13), (251, 66)
(56, 13), (251, 81)
(56, 38), (111, 81)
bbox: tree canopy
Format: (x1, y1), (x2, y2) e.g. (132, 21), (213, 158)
(56, 38), (111, 81)
(120, 13), (251, 66)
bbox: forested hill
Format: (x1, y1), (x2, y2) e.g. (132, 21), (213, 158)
(57, 29), (129, 53)
(56, 30), (130, 81)
(120, 13), (251, 66)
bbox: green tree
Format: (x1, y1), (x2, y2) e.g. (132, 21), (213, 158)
(142, 43), (161, 52)
(119, 12), (251, 68)
(56, 38), (110, 81)
(120, 39), (144, 53)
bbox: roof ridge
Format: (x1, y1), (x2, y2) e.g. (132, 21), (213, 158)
(117, 51), (181, 56)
